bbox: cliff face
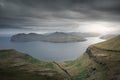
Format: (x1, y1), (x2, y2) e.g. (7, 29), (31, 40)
(63, 35), (120, 80)
(86, 45), (120, 80)
(88, 35), (120, 80)
(0, 36), (120, 80)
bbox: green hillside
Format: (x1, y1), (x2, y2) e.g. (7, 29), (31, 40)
(0, 50), (68, 80)
(95, 35), (120, 50)
(62, 35), (120, 80)
(0, 35), (120, 80)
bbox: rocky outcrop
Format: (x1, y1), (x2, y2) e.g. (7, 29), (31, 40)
(86, 45), (120, 80)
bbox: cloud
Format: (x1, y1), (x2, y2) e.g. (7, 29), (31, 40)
(0, 0), (120, 31)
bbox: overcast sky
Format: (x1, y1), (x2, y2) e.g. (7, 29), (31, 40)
(0, 0), (120, 34)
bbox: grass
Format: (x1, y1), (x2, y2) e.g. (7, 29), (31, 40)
(95, 35), (120, 50)
(0, 35), (120, 80)
(0, 68), (47, 80)
(0, 52), (13, 59)
(0, 50), (67, 80)
(64, 53), (109, 80)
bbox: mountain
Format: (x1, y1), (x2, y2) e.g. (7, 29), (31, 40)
(100, 34), (118, 40)
(0, 35), (119, 80)
(11, 32), (87, 43)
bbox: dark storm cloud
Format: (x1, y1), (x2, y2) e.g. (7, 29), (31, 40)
(0, 0), (120, 30)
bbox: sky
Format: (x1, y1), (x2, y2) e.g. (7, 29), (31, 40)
(0, 0), (120, 35)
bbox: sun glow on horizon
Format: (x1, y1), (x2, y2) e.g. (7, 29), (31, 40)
(77, 21), (116, 34)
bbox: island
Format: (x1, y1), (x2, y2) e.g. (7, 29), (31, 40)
(11, 32), (100, 43)
(10, 32), (82, 42)
(100, 34), (118, 40)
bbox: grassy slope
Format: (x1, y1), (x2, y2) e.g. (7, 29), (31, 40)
(63, 35), (120, 80)
(64, 53), (108, 80)
(0, 35), (120, 80)
(95, 35), (120, 50)
(0, 50), (68, 80)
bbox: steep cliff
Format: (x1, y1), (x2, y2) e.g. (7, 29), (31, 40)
(62, 35), (120, 80)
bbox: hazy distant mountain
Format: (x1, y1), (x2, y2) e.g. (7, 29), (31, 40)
(100, 34), (119, 40)
(11, 32), (90, 43)
(70, 32), (100, 37)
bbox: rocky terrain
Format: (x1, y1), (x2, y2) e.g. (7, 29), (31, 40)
(63, 35), (120, 80)
(0, 35), (120, 80)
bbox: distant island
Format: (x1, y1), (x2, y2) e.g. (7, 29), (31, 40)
(100, 34), (119, 40)
(11, 32), (100, 43)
